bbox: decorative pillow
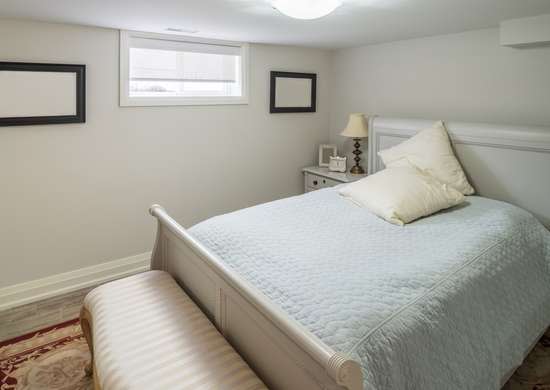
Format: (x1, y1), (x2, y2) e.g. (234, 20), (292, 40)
(378, 121), (475, 195)
(338, 165), (465, 226)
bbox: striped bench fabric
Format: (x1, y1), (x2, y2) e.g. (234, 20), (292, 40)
(81, 270), (267, 390)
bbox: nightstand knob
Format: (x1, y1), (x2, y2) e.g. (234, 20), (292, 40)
(313, 180), (318, 185)
(322, 179), (326, 184)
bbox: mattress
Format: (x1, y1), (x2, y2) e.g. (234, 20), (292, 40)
(189, 187), (550, 390)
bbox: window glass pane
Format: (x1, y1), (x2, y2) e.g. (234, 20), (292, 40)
(128, 46), (242, 98)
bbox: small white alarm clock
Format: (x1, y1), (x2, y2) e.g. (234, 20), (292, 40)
(329, 156), (347, 172)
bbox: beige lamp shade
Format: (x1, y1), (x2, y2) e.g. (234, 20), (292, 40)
(341, 113), (368, 138)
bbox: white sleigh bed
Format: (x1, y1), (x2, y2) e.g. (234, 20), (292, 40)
(149, 117), (550, 390)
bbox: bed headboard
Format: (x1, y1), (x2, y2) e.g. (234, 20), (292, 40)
(367, 117), (550, 228)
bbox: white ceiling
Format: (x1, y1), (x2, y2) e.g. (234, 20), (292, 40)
(1, 0), (550, 49)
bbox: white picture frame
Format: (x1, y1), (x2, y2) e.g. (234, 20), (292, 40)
(318, 144), (337, 167)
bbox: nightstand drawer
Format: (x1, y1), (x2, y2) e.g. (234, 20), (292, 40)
(305, 173), (322, 189)
(305, 173), (340, 190)
(303, 166), (366, 194)
(320, 177), (340, 188)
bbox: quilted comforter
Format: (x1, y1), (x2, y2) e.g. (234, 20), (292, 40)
(189, 188), (550, 390)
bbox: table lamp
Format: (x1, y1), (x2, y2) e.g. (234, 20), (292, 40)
(340, 113), (368, 174)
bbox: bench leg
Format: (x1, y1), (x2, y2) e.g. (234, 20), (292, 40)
(79, 307), (94, 378)
(93, 363), (102, 390)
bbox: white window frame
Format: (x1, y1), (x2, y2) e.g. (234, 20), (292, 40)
(120, 30), (249, 107)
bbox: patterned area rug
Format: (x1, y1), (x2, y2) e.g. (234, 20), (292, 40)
(0, 319), (92, 390)
(0, 320), (549, 389)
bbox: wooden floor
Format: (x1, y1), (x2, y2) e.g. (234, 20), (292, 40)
(0, 287), (94, 342)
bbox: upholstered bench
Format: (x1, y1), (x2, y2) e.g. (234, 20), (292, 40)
(80, 270), (267, 390)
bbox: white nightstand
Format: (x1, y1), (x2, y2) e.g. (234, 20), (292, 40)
(302, 166), (367, 193)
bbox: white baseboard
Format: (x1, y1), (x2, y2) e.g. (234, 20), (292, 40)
(0, 252), (151, 311)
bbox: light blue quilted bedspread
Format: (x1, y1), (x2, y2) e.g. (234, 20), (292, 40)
(189, 188), (550, 390)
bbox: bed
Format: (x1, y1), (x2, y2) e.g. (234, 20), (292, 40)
(149, 117), (550, 390)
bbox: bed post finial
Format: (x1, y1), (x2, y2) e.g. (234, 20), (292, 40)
(327, 352), (363, 390)
(149, 204), (165, 216)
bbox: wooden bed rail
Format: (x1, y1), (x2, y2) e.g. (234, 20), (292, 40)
(149, 204), (363, 390)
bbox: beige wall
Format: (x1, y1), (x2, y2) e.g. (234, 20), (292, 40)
(4, 21), (550, 290)
(329, 28), (550, 165)
(0, 19), (332, 287)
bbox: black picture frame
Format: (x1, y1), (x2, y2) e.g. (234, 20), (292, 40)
(270, 71), (316, 114)
(0, 62), (86, 126)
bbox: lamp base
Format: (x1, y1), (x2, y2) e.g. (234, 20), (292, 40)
(349, 137), (365, 175)
(350, 165), (365, 175)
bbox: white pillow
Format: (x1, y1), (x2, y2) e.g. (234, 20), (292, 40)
(378, 121), (474, 195)
(338, 166), (465, 226)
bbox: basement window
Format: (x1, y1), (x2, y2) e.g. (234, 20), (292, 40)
(120, 31), (249, 106)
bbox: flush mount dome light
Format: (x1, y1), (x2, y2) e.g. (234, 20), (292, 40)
(271, 0), (342, 20)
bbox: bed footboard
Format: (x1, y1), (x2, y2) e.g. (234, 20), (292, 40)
(149, 204), (363, 390)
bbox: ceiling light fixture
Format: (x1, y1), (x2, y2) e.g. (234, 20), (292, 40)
(271, 0), (342, 20)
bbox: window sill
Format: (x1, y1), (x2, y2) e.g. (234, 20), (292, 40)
(119, 96), (249, 107)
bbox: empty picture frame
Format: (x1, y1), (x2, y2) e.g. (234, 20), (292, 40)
(270, 71), (316, 113)
(0, 62), (86, 126)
